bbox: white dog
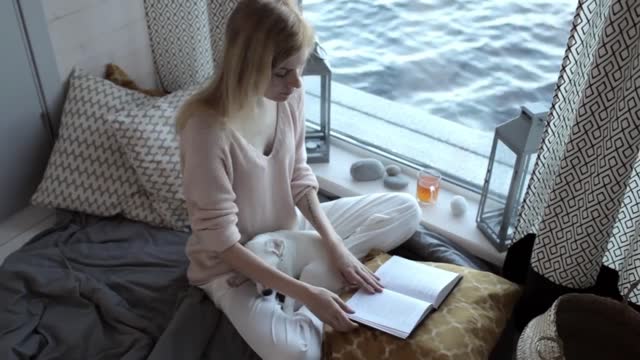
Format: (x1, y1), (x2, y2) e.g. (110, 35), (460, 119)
(239, 230), (343, 314)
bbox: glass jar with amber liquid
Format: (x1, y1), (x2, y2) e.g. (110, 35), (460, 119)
(416, 168), (441, 206)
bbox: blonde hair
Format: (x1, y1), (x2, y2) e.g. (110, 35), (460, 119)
(176, 0), (315, 131)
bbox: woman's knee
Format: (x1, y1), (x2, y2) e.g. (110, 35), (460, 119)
(362, 193), (420, 250)
(390, 193), (421, 229)
(386, 193), (421, 245)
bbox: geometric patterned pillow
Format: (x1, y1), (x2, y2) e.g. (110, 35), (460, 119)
(31, 68), (157, 218)
(144, 0), (240, 92)
(109, 87), (197, 230)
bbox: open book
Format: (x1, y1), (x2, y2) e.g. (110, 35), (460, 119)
(346, 256), (462, 339)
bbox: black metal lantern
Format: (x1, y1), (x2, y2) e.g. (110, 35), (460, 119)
(477, 106), (546, 251)
(298, 1), (331, 163)
(302, 42), (331, 163)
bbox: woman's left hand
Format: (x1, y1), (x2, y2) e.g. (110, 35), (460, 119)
(329, 244), (383, 294)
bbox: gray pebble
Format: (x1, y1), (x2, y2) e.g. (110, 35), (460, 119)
(385, 164), (401, 176)
(350, 159), (385, 181)
(305, 141), (319, 150)
(384, 175), (409, 190)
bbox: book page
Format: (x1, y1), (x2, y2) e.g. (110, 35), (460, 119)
(346, 289), (432, 338)
(434, 276), (463, 308)
(375, 256), (461, 307)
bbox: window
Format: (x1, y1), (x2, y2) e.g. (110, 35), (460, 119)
(301, 0), (574, 191)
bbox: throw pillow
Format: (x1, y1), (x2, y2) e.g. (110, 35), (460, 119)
(109, 88), (197, 230)
(323, 252), (522, 360)
(104, 63), (168, 97)
(31, 68), (156, 218)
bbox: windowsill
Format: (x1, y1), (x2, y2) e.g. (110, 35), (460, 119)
(304, 80), (508, 190)
(310, 140), (507, 268)
(0, 206), (56, 265)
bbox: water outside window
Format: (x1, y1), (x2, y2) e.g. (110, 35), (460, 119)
(301, 0), (575, 190)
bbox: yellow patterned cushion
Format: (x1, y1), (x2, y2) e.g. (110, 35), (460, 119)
(323, 252), (521, 360)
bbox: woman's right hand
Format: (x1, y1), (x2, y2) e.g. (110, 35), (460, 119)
(301, 285), (359, 332)
(218, 244), (358, 331)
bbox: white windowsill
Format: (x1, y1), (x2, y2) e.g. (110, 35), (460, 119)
(310, 140), (506, 267)
(0, 206), (57, 265)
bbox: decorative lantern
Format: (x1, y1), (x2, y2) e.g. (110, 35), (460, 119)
(302, 42), (331, 163)
(476, 106), (546, 251)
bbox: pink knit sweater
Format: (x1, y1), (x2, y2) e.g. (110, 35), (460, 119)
(179, 89), (318, 285)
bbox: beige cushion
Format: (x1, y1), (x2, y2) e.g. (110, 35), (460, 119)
(31, 68), (154, 217)
(109, 87), (197, 229)
(323, 252), (522, 360)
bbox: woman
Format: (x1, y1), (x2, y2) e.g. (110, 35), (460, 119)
(176, 1), (421, 359)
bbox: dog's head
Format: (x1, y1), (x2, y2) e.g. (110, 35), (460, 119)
(244, 234), (288, 296)
(245, 234), (286, 268)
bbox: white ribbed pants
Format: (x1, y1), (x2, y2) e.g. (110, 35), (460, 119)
(199, 193), (421, 360)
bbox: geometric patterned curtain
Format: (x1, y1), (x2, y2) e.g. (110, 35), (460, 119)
(514, 0), (611, 240)
(143, 0), (240, 92)
(513, 0), (640, 303)
(604, 157), (640, 302)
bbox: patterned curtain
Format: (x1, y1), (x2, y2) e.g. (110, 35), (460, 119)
(143, 0), (240, 92)
(513, 0), (640, 304)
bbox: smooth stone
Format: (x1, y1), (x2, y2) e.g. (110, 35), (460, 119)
(305, 140), (319, 150)
(385, 164), (401, 176)
(350, 159), (385, 181)
(450, 195), (468, 217)
(384, 175), (409, 190)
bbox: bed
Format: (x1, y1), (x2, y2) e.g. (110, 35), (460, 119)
(0, 210), (260, 360)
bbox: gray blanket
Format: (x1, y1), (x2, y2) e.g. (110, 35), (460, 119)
(0, 213), (258, 360)
(0, 212), (490, 360)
